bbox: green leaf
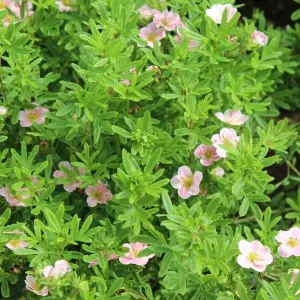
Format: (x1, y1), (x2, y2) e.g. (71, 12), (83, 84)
(112, 126), (131, 138)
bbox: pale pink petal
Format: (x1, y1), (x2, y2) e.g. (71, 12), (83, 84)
(178, 187), (191, 199)
(85, 186), (94, 196)
(237, 255), (251, 268)
(53, 170), (65, 178)
(43, 266), (53, 278)
(200, 158), (213, 167)
(278, 245), (292, 257)
(170, 175), (181, 189)
(193, 171), (203, 185)
(87, 198), (98, 207)
(238, 240), (251, 255)
(178, 166), (192, 177)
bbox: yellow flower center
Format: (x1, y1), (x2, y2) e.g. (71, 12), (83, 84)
(9, 240), (20, 247)
(183, 176), (194, 189)
(28, 111), (39, 122)
(288, 238), (299, 248)
(147, 33), (157, 42)
(204, 150), (212, 159)
(162, 19), (169, 26)
(248, 252), (259, 262)
(0, 2), (6, 10)
(133, 249), (140, 256)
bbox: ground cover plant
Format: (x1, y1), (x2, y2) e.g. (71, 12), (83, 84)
(0, 0), (299, 299)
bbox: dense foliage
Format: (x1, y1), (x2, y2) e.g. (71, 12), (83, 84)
(0, 0), (299, 299)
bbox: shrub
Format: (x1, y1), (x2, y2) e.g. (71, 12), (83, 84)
(0, 0), (299, 299)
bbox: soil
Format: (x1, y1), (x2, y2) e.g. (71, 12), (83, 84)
(236, 0), (299, 26)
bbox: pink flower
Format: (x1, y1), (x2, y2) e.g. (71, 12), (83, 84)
(206, 4), (237, 24)
(211, 167), (225, 177)
(215, 110), (249, 126)
(119, 243), (154, 266)
(137, 5), (159, 19)
(251, 31), (268, 47)
(53, 161), (84, 192)
(0, 186), (29, 207)
(120, 79), (131, 85)
(174, 30), (200, 51)
(194, 144), (220, 166)
(1, 1), (33, 27)
(170, 166), (203, 199)
(237, 240), (273, 272)
(211, 128), (240, 158)
(275, 227), (300, 258)
(5, 230), (28, 250)
(153, 10), (181, 31)
(25, 275), (48, 297)
(56, 0), (74, 12)
(85, 181), (113, 207)
(43, 260), (71, 279)
(18, 106), (49, 127)
(139, 22), (166, 48)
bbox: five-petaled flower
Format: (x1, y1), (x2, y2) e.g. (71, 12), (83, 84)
(237, 240), (273, 272)
(25, 275), (48, 296)
(211, 128), (240, 158)
(206, 4), (237, 24)
(43, 260), (71, 279)
(53, 161), (85, 192)
(251, 31), (268, 47)
(119, 243), (154, 266)
(194, 144), (220, 166)
(215, 110), (248, 126)
(139, 22), (166, 48)
(137, 4), (159, 19)
(19, 106), (49, 127)
(275, 227), (300, 257)
(85, 181), (113, 207)
(153, 10), (181, 31)
(170, 166), (203, 199)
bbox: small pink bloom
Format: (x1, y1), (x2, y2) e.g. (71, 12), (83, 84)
(119, 243), (154, 266)
(275, 227), (300, 258)
(153, 10), (181, 31)
(237, 240), (273, 272)
(211, 128), (240, 158)
(174, 30), (200, 50)
(194, 144), (220, 166)
(53, 161), (84, 192)
(147, 65), (160, 72)
(56, 0), (74, 12)
(206, 4), (237, 24)
(139, 22), (166, 48)
(1, 1), (33, 26)
(215, 110), (248, 126)
(85, 181), (113, 207)
(43, 260), (71, 279)
(120, 79), (131, 85)
(109, 253), (118, 260)
(0, 186), (29, 207)
(212, 167), (225, 177)
(18, 106), (49, 127)
(251, 31), (268, 47)
(5, 230), (28, 250)
(170, 166), (203, 199)
(25, 275), (48, 297)
(137, 5), (159, 19)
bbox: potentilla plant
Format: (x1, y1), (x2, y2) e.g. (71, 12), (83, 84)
(0, 0), (299, 299)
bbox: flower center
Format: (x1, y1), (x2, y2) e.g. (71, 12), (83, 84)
(204, 150), (212, 160)
(183, 176), (194, 189)
(9, 240), (20, 247)
(63, 0), (70, 4)
(147, 33), (157, 42)
(248, 252), (259, 262)
(92, 191), (101, 199)
(28, 111), (39, 122)
(133, 249), (140, 256)
(288, 238), (299, 248)
(162, 19), (169, 26)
